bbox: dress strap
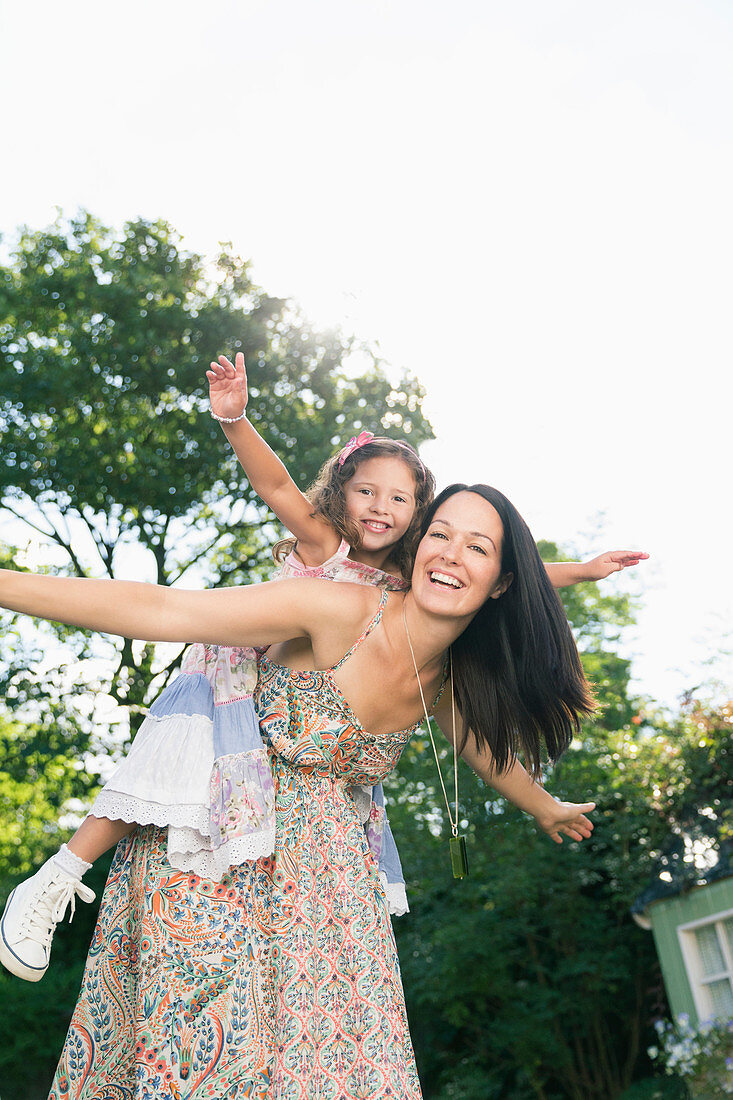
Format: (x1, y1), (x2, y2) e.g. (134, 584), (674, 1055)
(330, 589), (389, 672)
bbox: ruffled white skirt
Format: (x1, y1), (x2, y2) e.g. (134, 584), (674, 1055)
(91, 644), (409, 912)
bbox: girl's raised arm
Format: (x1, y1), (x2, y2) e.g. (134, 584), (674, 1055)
(208, 353), (341, 566)
(0, 570), (341, 650)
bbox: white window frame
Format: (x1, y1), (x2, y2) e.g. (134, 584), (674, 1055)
(677, 906), (733, 1022)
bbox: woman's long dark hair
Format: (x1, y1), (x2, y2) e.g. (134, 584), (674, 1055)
(424, 484), (595, 777)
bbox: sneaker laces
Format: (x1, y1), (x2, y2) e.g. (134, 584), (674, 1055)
(20, 877), (84, 949)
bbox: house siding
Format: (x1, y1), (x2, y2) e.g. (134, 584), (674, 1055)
(648, 875), (733, 1026)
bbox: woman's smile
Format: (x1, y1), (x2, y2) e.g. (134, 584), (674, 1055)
(427, 569), (465, 590)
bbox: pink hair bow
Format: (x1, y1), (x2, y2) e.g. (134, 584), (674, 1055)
(337, 430), (375, 466)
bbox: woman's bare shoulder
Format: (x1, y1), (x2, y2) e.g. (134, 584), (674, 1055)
(269, 576), (382, 624)
(272, 577), (386, 665)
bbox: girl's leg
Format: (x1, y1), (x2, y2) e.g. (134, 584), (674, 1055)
(68, 815), (135, 864)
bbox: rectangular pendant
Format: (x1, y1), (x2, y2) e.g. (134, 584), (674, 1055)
(449, 835), (469, 879)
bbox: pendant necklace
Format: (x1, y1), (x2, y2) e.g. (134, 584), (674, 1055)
(402, 598), (468, 879)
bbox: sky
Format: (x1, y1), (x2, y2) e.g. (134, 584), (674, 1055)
(1, 0), (731, 708)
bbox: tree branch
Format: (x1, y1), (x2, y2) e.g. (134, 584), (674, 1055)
(1, 501), (57, 544)
(167, 530), (230, 586)
(1, 501), (90, 578)
(107, 638), (135, 707)
(75, 506), (116, 576)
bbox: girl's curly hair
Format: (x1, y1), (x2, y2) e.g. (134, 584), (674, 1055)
(274, 437), (435, 577)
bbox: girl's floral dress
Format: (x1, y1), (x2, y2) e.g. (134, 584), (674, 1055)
(49, 590), (428, 1099)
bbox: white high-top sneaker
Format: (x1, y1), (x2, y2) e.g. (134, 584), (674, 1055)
(0, 857), (96, 981)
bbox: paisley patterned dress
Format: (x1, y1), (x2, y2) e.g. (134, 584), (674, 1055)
(90, 540), (409, 904)
(49, 590), (427, 1099)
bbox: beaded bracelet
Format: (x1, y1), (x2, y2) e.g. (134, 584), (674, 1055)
(210, 410), (247, 423)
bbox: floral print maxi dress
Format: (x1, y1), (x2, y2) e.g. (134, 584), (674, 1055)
(49, 590), (424, 1100)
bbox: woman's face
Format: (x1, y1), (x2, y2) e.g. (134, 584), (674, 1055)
(411, 490), (511, 618)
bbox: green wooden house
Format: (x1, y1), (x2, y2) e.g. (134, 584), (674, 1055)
(632, 832), (732, 1025)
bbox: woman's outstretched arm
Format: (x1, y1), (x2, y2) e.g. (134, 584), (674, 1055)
(432, 693), (595, 844)
(545, 549), (649, 588)
(0, 570), (350, 649)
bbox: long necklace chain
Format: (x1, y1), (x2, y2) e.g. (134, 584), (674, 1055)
(402, 597), (459, 839)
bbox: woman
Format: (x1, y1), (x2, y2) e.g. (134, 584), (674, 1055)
(0, 484), (595, 1098)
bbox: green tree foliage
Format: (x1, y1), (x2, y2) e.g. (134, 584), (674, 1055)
(0, 211), (433, 1096)
(0, 709), (95, 875)
(1, 212), (726, 1100)
(389, 565), (731, 1099)
(0, 207), (432, 759)
(0, 707), (115, 1098)
(539, 538), (638, 730)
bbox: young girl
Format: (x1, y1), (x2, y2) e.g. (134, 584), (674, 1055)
(0, 353), (646, 983)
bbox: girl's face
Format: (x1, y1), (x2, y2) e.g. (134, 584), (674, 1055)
(411, 490), (512, 619)
(343, 455), (418, 553)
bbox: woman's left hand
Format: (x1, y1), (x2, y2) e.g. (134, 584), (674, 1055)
(535, 799), (596, 844)
(582, 550), (649, 581)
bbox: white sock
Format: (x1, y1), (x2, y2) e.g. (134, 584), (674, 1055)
(51, 843), (92, 880)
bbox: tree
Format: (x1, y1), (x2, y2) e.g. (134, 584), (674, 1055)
(0, 211), (434, 1098)
(0, 208), (432, 754)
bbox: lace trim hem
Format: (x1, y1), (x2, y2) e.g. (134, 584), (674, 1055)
(380, 873), (410, 917)
(90, 793), (211, 833)
(167, 824), (276, 881)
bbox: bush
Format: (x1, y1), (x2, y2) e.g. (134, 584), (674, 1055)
(618, 1077), (689, 1099)
(648, 1014), (733, 1098)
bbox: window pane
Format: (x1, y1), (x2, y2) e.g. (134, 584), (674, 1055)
(695, 924), (725, 977)
(704, 977), (733, 1017)
(725, 918), (733, 958)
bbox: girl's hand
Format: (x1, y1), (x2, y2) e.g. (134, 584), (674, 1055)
(206, 352), (248, 421)
(582, 550), (649, 581)
(535, 799), (596, 844)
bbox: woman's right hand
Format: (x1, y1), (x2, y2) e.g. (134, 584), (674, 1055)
(535, 798), (596, 844)
(206, 352), (248, 421)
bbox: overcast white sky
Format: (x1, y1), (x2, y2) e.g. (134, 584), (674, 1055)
(1, 0), (731, 708)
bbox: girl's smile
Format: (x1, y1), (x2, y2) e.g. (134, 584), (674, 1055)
(361, 519), (391, 534)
